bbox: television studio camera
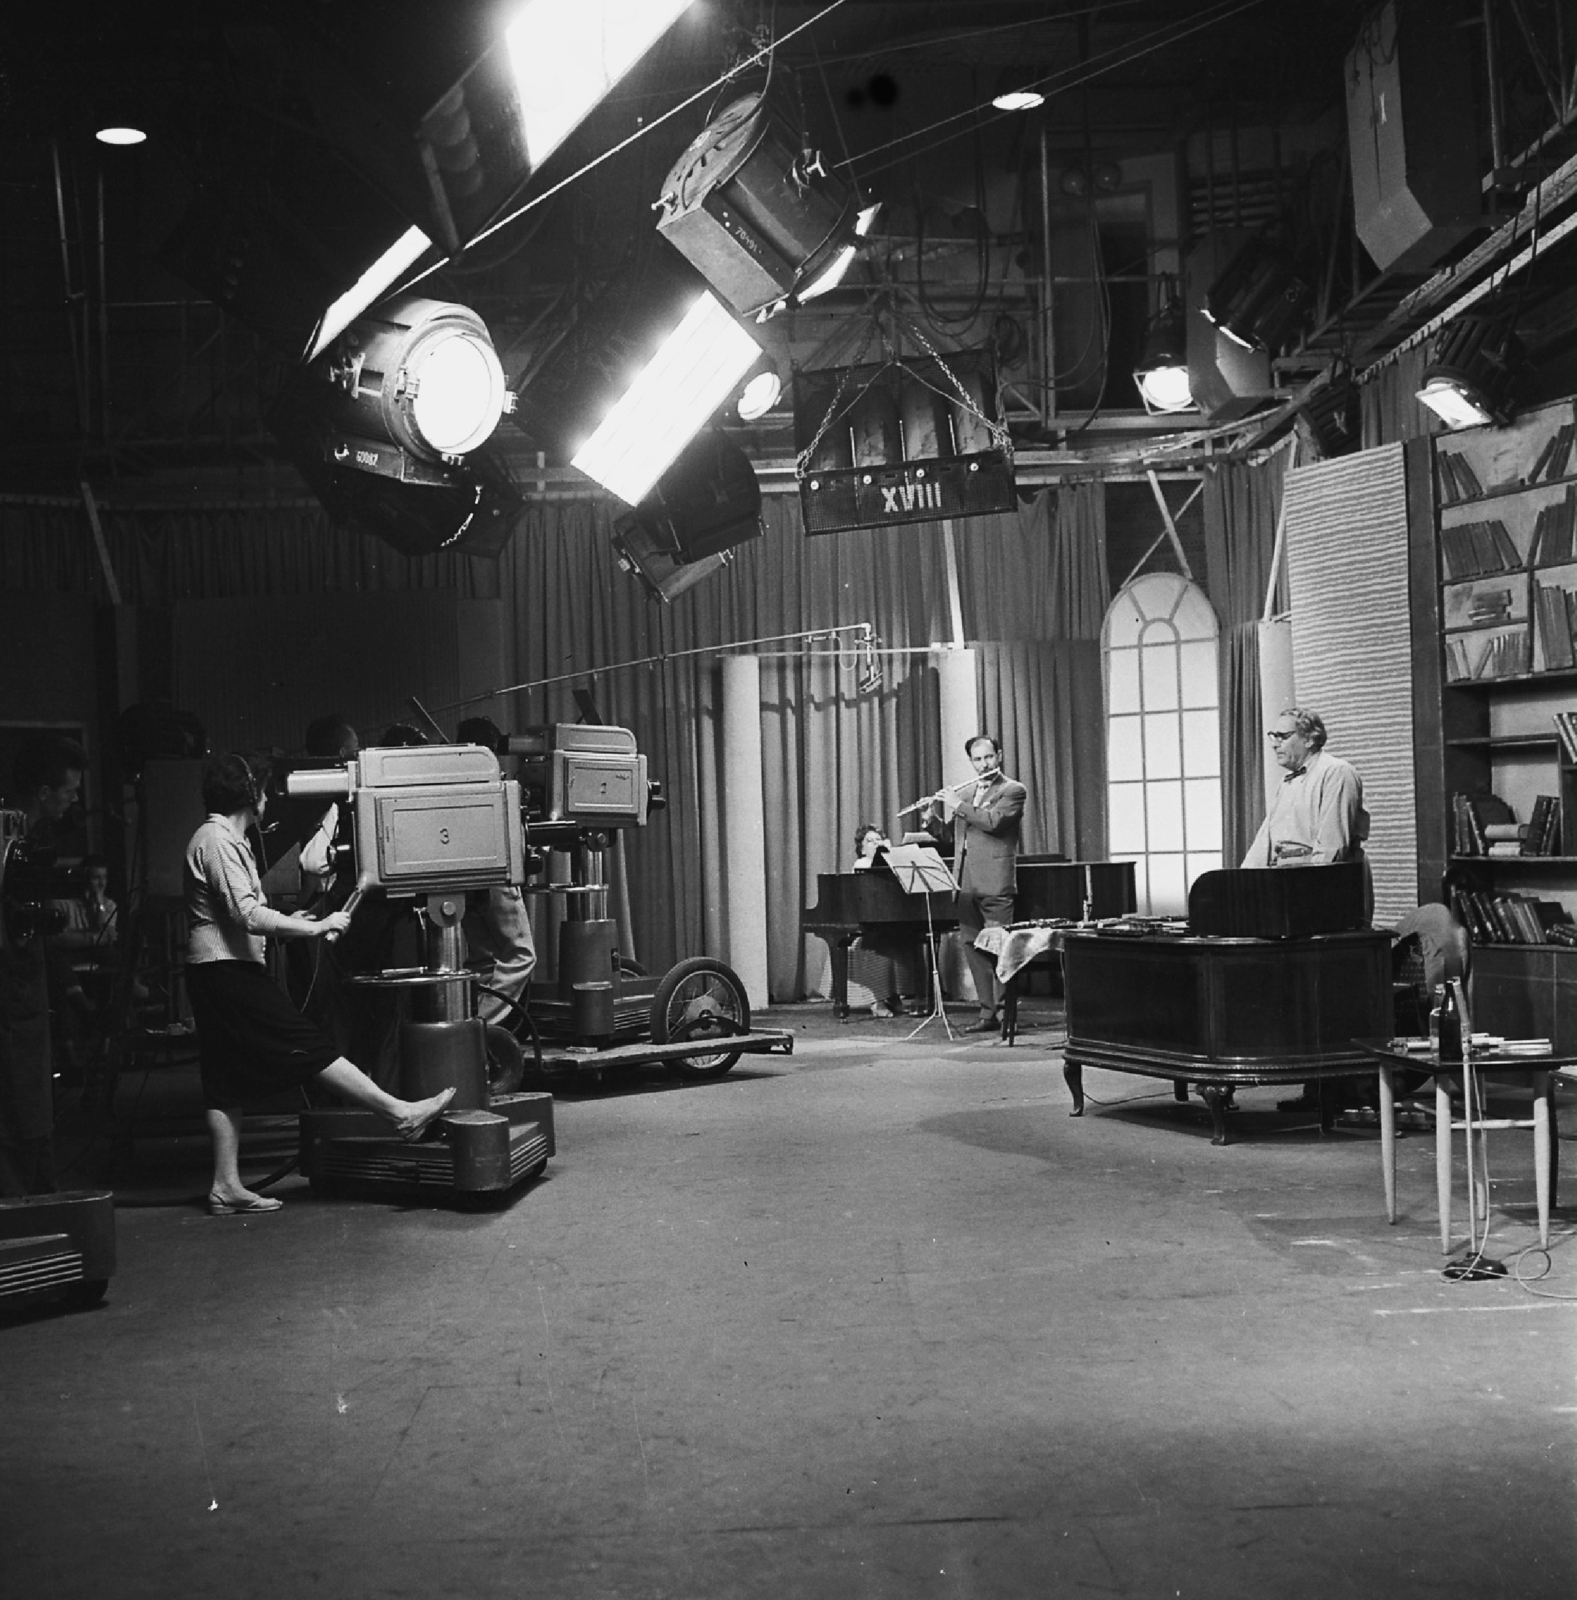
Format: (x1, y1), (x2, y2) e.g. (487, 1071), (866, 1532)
(283, 724), (788, 1203)
(0, 809), (69, 950)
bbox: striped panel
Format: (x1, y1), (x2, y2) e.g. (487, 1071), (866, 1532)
(1283, 444), (1417, 927)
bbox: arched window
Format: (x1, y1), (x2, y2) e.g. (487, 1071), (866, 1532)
(1103, 572), (1222, 914)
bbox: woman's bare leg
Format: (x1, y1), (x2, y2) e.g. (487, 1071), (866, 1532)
(206, 1107), (279, 1208)
(316, 1057), (454, 1139)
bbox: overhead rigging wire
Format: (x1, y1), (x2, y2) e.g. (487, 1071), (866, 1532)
(841, 0), (1271, 182)
(393, 0), (850, 301)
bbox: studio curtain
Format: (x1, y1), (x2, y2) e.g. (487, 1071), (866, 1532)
(1360, 344), (1441, 449)
(1202, 448), (1290, 863)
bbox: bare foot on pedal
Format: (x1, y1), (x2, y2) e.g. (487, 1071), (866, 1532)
(395, 1086), (456, 1142)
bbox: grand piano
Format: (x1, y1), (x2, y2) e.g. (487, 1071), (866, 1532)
(1061, 863), (1391, 1144)
(804, 854), (1135, 1018)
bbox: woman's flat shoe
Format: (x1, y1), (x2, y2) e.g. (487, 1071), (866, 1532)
(399, 1085), (457, 1142)
(207, 1192), (282, 1216)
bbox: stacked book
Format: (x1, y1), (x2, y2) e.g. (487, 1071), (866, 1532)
(1435, 450), (1485, 505)
(1451, 792), (1561, 856)
(1445, 630), (1531, 681)
(1451, 885), (1575, 945)
(1440, 517), (1521, 578)
(1528, 486), (1577, 564)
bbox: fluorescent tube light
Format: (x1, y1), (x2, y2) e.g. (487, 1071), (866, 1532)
(572, 292), (762, 505)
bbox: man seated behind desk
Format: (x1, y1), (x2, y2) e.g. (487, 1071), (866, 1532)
(925, 734), (1027, 1034)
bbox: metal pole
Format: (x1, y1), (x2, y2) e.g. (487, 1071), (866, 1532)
(50, 140), (89, 436)
(1040, 122), (1056, 423)
(97, 165), (109, 443)
(1485, 0), (1507, 177)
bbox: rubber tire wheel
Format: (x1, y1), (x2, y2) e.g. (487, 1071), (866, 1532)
(650, 957), (750, 1079)
(484, 1024), (526, 1098)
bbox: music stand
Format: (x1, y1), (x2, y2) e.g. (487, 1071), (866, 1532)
(879, 844), (959, 1041)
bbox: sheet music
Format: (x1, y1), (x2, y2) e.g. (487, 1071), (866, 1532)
(881, 843), (958, 895)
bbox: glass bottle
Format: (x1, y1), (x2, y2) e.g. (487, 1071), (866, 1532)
(1436, 981), (1462, 1062)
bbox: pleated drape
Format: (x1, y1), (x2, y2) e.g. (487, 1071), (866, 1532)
(1360, 344), (1441, 449)
(1202, 450), (1289, 864)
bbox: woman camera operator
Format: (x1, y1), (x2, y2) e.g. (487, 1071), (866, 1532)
(184, 753), (453, 1214)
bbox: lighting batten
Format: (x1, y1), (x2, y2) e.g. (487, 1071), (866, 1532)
(506, 0), (696, 169)
(572, 293), (762, 505)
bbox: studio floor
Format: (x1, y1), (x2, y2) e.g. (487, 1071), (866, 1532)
(3, 998), (1576, 1599)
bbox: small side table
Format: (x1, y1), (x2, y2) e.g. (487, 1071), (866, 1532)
(1355, 1038), (1570, 1252)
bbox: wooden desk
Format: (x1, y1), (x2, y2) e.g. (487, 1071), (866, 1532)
(1356, 1038), (1569, 1252)
(1062, 928), (1393, 1144)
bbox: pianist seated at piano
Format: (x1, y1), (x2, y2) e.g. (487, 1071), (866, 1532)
(849, 824), (924, 1018)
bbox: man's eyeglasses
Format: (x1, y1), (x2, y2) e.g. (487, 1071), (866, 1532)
(1267, 729), (1296, 742)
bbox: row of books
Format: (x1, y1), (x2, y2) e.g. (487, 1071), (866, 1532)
(1445, 629), (1531, 682)
(1440, 517), (1520, 578)
(1450, 886), (1576, 946)
(1528, 422), (1577, 487)
(1451, 792), (1561, 856)
(1553, 711), (1577, 761)
(1435, 451), (1486, 505)
(1435, 421), (1577, 508)
(1535, 581), (1577, 668)
(1528, 487), (1577, 566)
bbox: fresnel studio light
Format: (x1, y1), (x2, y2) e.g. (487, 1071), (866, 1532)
(313, 296), (513, 482)
(655, 91), (878, 320)
(274, 295), (523, 559)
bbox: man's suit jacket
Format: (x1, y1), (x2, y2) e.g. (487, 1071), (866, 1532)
(928, 772), (1027, 898)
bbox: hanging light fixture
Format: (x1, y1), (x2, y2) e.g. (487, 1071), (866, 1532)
(571, 292), (763, 505)
(1133, 282), (1192, 414)
(1203, 236), (1313, 353)
(1416, 311), (1524, 429)
(610, 431), (762, 601)
(656, 92), (876, 320)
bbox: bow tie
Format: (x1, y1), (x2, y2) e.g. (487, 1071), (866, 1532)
(1283, 766), (1307, 781)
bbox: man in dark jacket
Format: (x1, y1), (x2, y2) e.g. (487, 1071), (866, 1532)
(926, 734), (1027, 1034)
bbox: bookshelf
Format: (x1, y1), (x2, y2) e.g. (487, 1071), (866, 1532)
(1426, 402), (1577, 1046)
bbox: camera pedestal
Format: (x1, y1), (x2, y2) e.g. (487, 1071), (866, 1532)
(300, 895), (551, 1205)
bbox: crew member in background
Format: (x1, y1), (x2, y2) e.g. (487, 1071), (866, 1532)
(49, 855), (118, 951)
(926, 734), (1027, 1035)
(0, 734), (88, 1196)
(457, 717), (537, 1029)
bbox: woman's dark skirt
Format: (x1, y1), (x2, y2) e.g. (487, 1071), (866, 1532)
(185, 959), (340, 1109)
